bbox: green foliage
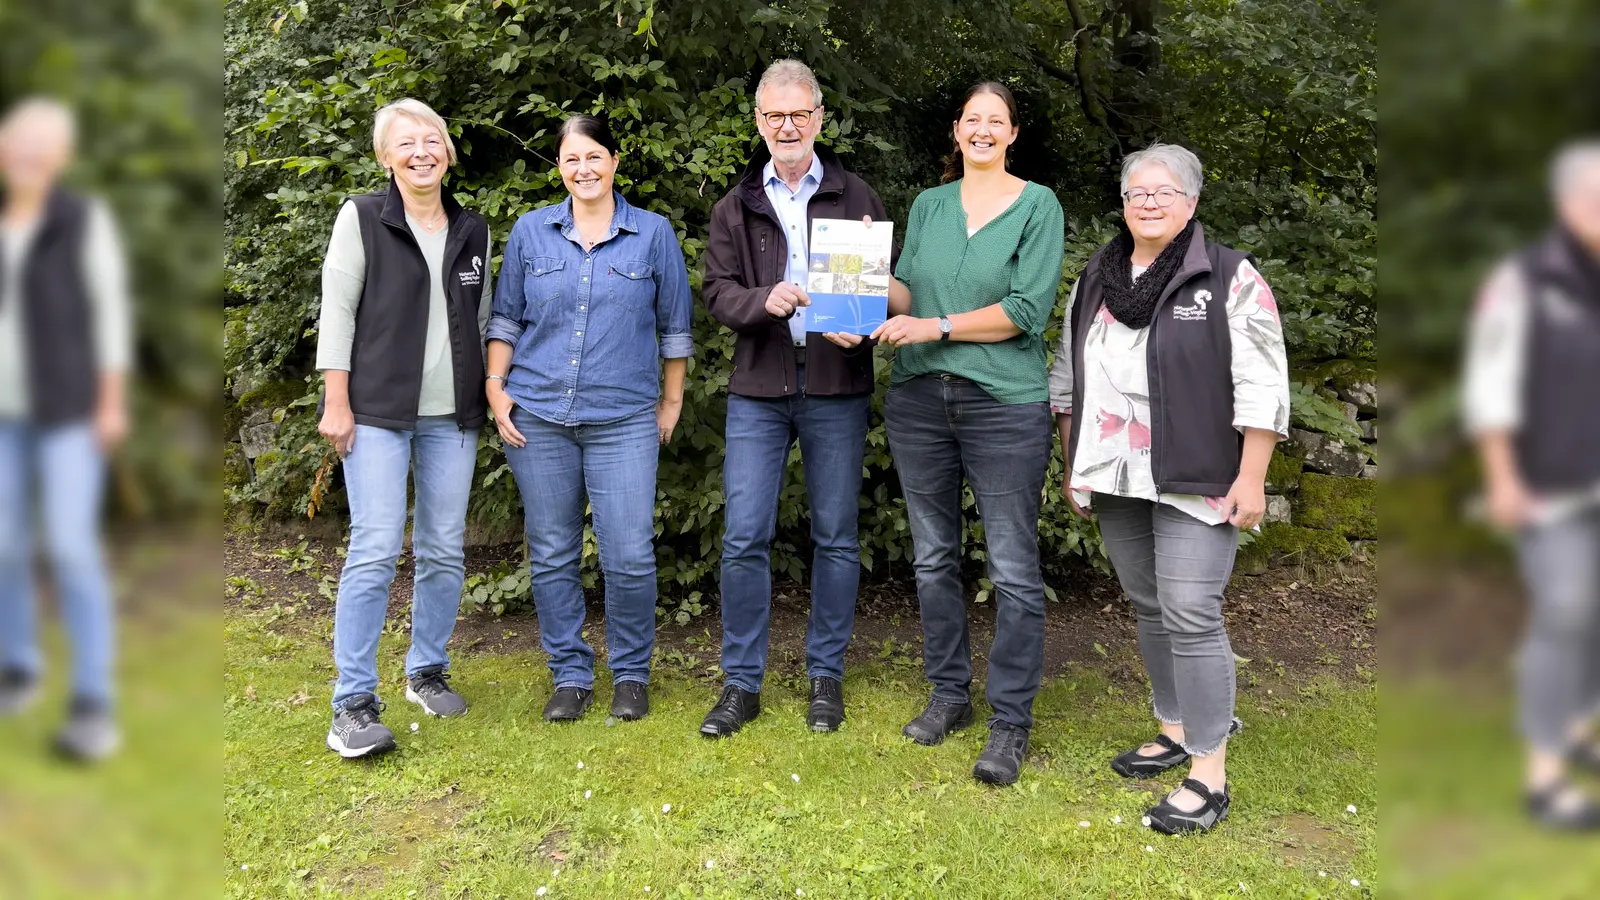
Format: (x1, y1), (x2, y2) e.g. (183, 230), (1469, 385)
(1293, 473), (1376, 540)
(224, 0), (1376, 601)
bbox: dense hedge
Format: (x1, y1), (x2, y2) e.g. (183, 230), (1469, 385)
(224, 0), (1375, 606)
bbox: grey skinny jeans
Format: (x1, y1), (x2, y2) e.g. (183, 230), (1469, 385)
(1516, 507), (1600, 753)
(1094, 493), (1241, 756)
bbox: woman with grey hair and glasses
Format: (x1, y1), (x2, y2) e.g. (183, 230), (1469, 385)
(1464, 139), (1600, 831)
(1048, 142), (1289, 834)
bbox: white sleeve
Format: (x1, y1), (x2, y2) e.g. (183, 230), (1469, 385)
(1226, 259), (1291, 437)
(81, 199), (133, 374)
(1462, 261), (1529, 434)
(314, 201), (366, 372)
(1047, 280), (1079, 413)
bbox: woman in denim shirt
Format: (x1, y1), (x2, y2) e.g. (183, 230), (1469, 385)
(485, 115), (693, 724)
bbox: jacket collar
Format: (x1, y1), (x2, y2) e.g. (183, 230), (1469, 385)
(736, 143), (848, 216)
(540, 190), (640, 238)
(378, 174), (465, 232)
(1530, 227), (1600, 302)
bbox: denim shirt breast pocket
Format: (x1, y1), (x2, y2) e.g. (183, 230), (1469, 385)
(523, 256), (568, 319)
(606, 259), (656, 310)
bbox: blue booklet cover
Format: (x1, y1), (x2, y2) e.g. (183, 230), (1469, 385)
(804, 217), (893, 336)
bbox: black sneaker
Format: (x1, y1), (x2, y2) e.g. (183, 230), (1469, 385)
(902, 697), (974, 746)
(700, 685), (761, 737)
(807, 676), (844, 732)
(326, 694), (396, 759)
(1147, 778), (1232, 835)
(543, 687), (594, 722)
(972, 724), (1029, 786)
(0, 666), (40, 717)
(611, 682), (649, 721)
(53, 696), (120, 763)
(406, 666), (467, 718)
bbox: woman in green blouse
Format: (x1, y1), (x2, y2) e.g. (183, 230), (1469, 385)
(872, 81), (1064, 787)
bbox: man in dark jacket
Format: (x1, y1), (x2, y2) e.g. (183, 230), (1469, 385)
(698, 59), (889, 737)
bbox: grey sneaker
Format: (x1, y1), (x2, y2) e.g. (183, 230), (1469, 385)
(53, 697), (121, 763)
(406, 666), (467, 718)
(326, 694), (396, 758)
(0, 666), (40, 717)
(972, 724), (1029, 786)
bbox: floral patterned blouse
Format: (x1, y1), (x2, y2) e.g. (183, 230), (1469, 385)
(1047, 259), (1290, 526)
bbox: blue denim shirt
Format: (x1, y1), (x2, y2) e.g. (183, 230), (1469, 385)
(762, 154), (823, 346)
(487, 192), (693, 426)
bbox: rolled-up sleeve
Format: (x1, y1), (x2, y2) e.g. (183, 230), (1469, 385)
(486, 218), (527, 347)
(653, 221), (693, 359)
(1047, 279), (1080, 413)
(1462, 261), (1528, 435)
(999, 191), (1066, 335)
(1225, 259), (1291, 437)
(315, 201), (365, 372)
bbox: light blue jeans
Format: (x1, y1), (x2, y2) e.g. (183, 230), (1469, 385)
(0, 420), (115, 706)
(331, 417), (477, 710)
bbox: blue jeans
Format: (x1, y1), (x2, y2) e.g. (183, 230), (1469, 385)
(720, 366), (871, 693)
(884, 375), (1053, 730)
(0, 420), (115, 706)
(505, 405), (658, 689)
(331, 417), (477, 710)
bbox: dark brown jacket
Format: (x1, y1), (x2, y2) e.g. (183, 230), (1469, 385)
(703, 144), (891, 397)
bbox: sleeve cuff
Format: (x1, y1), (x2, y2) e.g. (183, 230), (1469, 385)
(1232, 413), (1288, 438)
(486, 315), (525, 347)
(1052, 404), (1072, 415)
(660, 333), (693, 359)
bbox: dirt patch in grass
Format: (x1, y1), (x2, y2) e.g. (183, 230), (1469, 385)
(1272, 811), (1360, 868)
(225, 530), (1376, 688)
(325, 787), (479, 894)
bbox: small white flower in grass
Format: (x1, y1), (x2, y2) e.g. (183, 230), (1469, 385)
(577, 761), (584, 770)
(797, 891), (805, 897)
(1346, 804), (1357, 814)
(1112, 815), (1122, 824)
(1141, 816), (1152, 828)
(643, 889), (650, 894)
(584, 790), (592, 799)
(705, 859), (716, 870)
(241, 864), (249, 871)
(1078, 821), (1091, 828)
(536, 888), (547, 898)
(410, 722), (419, 732)
(1318, 871), (1326, 878)
(792, 773), (800, 783)
(553, 869), (560, 876)
(1351, 879), (1361, 887)
(662, 803), (672, 813)
(1144, 846), (1153, 853)
(1240, 882), (1247, 892)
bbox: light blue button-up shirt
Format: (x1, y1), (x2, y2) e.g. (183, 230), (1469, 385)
(762, 153), (824, 346)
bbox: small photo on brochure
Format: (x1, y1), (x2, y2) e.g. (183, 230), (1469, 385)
(859, 274), (890, 297)
(809, 253), (830, 273)
(809, 273), (835, 294)
(828, 253), (863, 275)
(832, 273), (861, 294)
(863, 256), (890, 276)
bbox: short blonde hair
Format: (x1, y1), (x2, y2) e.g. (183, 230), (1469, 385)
(372, 98), (457, 167)
(0, 96), (77, 150)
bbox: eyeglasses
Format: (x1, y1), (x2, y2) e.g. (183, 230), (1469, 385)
(759, 108), (817, 129)
(1122, 187), (1187, 208)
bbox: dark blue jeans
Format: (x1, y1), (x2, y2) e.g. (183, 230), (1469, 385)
(720, 366), (871, 693)
(505, 406), (658, 689)
(885, 374), (1053, 730)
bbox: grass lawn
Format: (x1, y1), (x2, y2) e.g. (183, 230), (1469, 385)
(224, 596), (1376, 898)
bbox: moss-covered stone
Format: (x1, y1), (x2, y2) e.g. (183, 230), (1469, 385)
(1294, 358), (1358, 386)
(223, 445), (250, 491)
(238, 379), (308, 414)
(1293, 472), (1376, 539)
(1266, 452), (1303, 494)
(1234, 522), (1353, 574)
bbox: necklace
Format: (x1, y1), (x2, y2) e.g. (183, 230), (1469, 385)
(408, 207), (447, 233)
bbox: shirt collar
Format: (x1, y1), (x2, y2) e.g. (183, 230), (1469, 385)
(541, 191), (640, 235)
(762, 153), (824, 193)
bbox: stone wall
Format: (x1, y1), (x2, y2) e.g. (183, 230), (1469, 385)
(1237, 361), (1378, 574)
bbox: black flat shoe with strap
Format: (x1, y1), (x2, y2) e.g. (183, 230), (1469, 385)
(1146, 779), (1231, 835)
(1527, 780), (1600, 831)
(1111, 734), (1188, 778)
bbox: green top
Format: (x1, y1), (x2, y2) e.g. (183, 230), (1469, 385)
(891, 179), (1065, 404)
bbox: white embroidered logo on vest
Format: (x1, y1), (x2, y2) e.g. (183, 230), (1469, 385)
(1173, 288), (1211, 321)
(459, 255), (483, 287)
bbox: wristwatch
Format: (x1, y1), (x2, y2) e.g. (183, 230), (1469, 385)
(937, 316), (953, 341)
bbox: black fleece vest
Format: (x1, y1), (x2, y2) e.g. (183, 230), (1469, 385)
(1067, 224), (1253, 497)
(334, 180), (489, 431)
(0, 190), (96, 426)
(1514, 231), (1600, 493)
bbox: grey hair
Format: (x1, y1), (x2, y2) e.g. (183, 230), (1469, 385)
(1550, 139), (1600, 199)
(1120, 142), (1204, 199)
(0, 96), (77, 149)
(755, 59), (823, 109)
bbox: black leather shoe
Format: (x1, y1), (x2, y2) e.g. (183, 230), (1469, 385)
(1147, 778), (1231, 835)
(542, 687), (594, 722)
(902, 697), (974, 746)
(1111, 734), (1189, 778)
(807, 676), (844, 732)
(972, 724), (1029, 786)
(1527, 780), (1600, 832)
(700, 685), (761, 737)
(611, 682), (649, 721)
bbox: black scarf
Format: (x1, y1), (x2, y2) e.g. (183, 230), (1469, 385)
(1100, 220), (1197, 329)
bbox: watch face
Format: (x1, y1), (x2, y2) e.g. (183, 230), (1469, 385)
(939, 317), (952, 333)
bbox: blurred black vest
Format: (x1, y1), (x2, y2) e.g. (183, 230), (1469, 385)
(0, 190), (96, 426)
(1515, 229), (1600, 493)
